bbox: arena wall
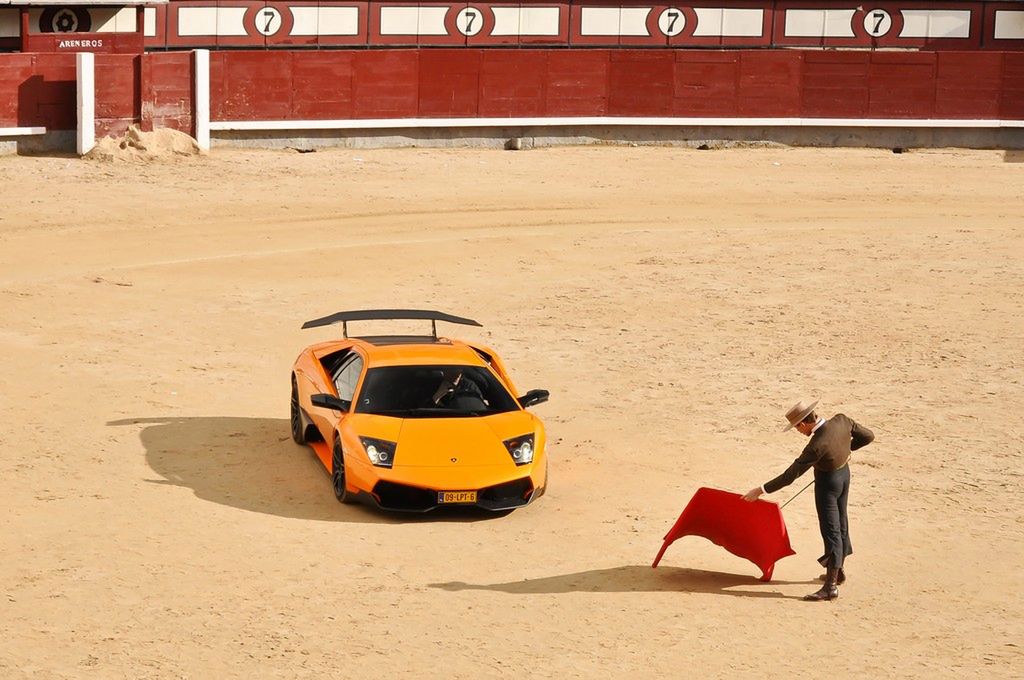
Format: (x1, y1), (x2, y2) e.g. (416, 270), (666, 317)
(2, 1), (1024, 151)
(203, 48), (1024, 122)
(4, 49), (1021, 129)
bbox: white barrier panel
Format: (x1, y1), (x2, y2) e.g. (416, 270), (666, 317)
(177, 7), (248, 37)
(0, 8), (18, 37)
(379, 6), (448, 35)
(899, 10), (972, 39)
(994, 10), (1024, 40)
(194, 49), (210, 151)
(784, 9), (856, 38)
(694, 8), (764, 37)
(76, 52), (95, 155)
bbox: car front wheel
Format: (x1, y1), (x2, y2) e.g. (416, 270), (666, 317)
(290, 376), (306, 445)
(332, 438), (352, 503)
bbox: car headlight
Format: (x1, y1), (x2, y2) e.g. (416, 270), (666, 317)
(503, 434), (535, 466)
(358, 437), (396, 468)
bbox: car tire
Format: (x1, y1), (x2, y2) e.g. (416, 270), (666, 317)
(290, 375), (306, 445)
(332, 438), (352, 503)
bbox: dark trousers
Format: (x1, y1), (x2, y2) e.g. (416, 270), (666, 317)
(814, 465), (852, 570)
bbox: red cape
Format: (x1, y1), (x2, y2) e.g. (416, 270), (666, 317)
(652, 487), (796, 581)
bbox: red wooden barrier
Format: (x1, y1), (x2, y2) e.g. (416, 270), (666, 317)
(292, 51), (356, 119)
(608, 51), (675, 116)
(0, 55), (33, 126)
(478, 49), (548, 117)
(738, 50), (802, 116)
(95, 54), (139, 137)
(141, 51), (194, 133)
(801, 51), (870, 118)
(201, 48), (1024, 122)
(545, 50), (609, 116)
(3, 48), (1024, 135)
(868, 51), (937, 118)
(0, 53), (75, 130)
(935, 51), (1004, 117)
(674, 52), (740, 117)
(419, 49), (481, 116)
(351, 50), (418, 118)
(1002, 52), (1024, 118)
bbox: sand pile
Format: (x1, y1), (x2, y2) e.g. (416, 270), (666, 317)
(85, 124), (202, 161)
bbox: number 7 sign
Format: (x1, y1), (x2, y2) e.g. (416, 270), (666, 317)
(863, 8), (892, 37)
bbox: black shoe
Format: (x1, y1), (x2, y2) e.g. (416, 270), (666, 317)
(804, 585), (839, 601)
(818, 568), (846, 585)
(806, 567), (840, 601)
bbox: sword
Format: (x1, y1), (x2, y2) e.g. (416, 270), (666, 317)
(779, 456), (855, 510)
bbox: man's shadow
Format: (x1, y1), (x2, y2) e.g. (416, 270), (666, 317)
(431, 565), (816, 599)
(108, 416), (508, 524)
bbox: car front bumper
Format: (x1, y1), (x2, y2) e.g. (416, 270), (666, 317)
(358, 476), (540, 512)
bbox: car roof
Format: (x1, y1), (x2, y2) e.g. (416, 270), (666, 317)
(352, 336), (489, 368)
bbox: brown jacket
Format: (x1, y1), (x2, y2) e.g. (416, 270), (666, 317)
(763, 413), (875, 494)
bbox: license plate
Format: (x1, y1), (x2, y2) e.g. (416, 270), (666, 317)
(438, 490), (477, 504)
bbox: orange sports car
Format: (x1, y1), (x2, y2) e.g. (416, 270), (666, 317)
(290, 309), (549, 512)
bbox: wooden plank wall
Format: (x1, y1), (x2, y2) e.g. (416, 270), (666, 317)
(2, 49), (1023, 132)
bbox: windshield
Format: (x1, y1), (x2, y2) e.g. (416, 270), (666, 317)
(355, 364), (519, 417)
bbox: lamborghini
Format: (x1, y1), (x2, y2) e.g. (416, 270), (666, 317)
(290, 309), (549, 512)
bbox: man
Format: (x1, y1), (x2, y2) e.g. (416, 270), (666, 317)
(743, 399), (874, 601)
(432, 369), (487, 409)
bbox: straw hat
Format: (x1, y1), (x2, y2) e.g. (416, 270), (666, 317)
(783, 399), (819, 431)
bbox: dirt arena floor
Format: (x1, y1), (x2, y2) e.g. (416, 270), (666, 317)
(1, 145), (1022, 678)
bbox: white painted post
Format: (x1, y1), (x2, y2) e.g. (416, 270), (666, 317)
(193, 49), (210, 151)
(76, 52), (95, 155)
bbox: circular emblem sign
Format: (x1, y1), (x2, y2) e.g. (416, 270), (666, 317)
(254, 6), (283, 36)
(658, 8), (686, 37)
(863, 9), (893, 37)
(455, 7), (485, 37)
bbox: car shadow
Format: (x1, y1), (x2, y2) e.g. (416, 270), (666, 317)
(108, 416), (511, 524)
(430, 565), (816, 599)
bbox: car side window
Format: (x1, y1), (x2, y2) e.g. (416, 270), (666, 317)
(321, 348), (352, 378)
(333, 354), (364, 403)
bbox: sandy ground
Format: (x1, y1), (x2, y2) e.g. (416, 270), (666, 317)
(0, 145), (1022, 678)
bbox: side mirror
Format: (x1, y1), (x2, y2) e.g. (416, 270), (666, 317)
(311, 393), (351, 412)
(518, 389), (549, 408)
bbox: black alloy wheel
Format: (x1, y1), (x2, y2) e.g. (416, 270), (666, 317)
(332, 438), (350, 503)
(290, 376), (305, 445)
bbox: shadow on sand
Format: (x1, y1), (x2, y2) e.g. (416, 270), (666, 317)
(108, 416), (510, 524)
(431, 565), (816, 599)
(1004, 150), (1024, 163)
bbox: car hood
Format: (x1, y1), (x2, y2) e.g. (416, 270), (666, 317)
(350, 410), (537, 468)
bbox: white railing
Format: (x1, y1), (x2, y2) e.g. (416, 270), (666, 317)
(207, 117), (1024, 131)
(0, 126), (45, 136)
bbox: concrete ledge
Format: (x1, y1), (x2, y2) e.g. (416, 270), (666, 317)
(0, 130), (75, 155)
(211, 125), (1024, 151)
(0, 127), (59, 156)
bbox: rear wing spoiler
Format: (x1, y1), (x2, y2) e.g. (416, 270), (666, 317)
(301, 309), (482, 339)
